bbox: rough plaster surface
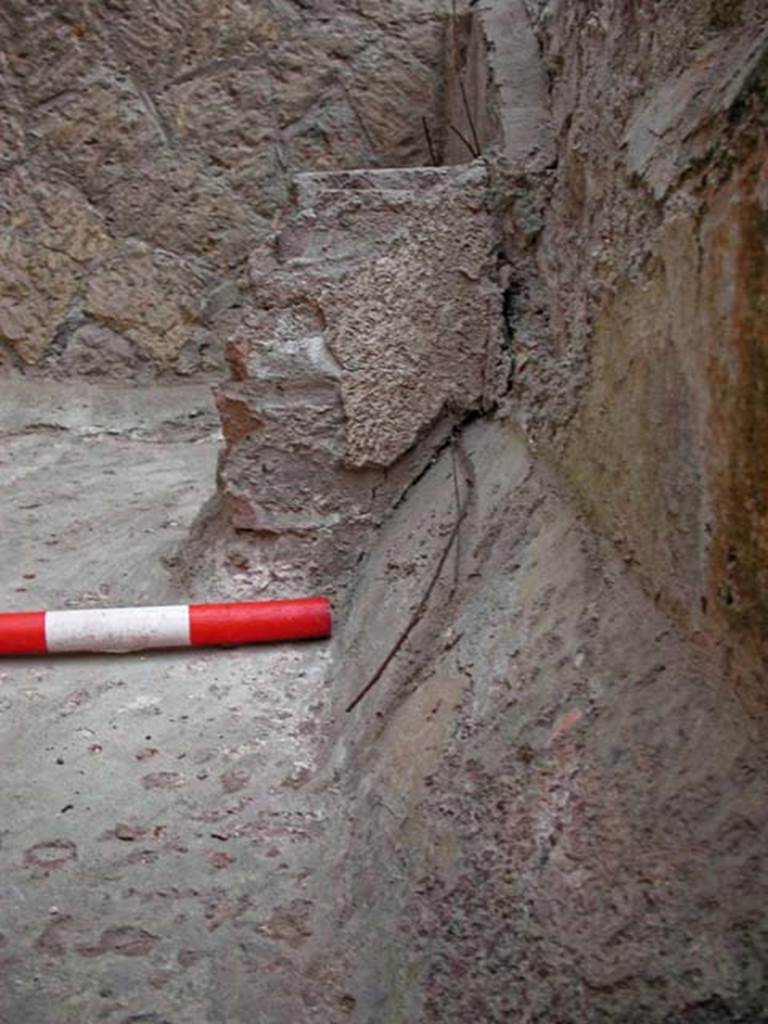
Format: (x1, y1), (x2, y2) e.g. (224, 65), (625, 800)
(193, 161), (507, 595)
(0, 0), (449, 377)
(263, 162), (504, 468)
(476, 0), (768, 681)
(325, 416), (768, 1022)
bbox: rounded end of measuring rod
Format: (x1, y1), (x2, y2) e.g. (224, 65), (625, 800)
(0, 611), (47, 655)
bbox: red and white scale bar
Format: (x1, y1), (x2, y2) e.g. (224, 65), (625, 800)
(0, 598), (332, 656)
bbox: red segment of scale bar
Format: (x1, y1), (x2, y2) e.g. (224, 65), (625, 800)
(189, 598), (332, 647)
(0, 611), (47, 655)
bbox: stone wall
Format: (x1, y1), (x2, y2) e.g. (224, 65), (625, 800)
(483, 0), (768, 695)
(181, 160), (507, 597)
(0, 0), (449, 378)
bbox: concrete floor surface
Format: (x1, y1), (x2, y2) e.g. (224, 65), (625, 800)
(0, 381), (339, 1024)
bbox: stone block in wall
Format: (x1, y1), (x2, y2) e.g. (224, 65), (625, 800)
(30, 70), (165, 199)
(159, 68), (284, 213)
(216, 305), (378, 537)
(103, 0), (284, 85)
(0, 171), (112, 364)
(103, 154), (265, 270)
(84, 242), (206, 367)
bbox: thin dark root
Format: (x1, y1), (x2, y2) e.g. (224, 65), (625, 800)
(449, 123), (480, 159)
(422, 116), (439, 165)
